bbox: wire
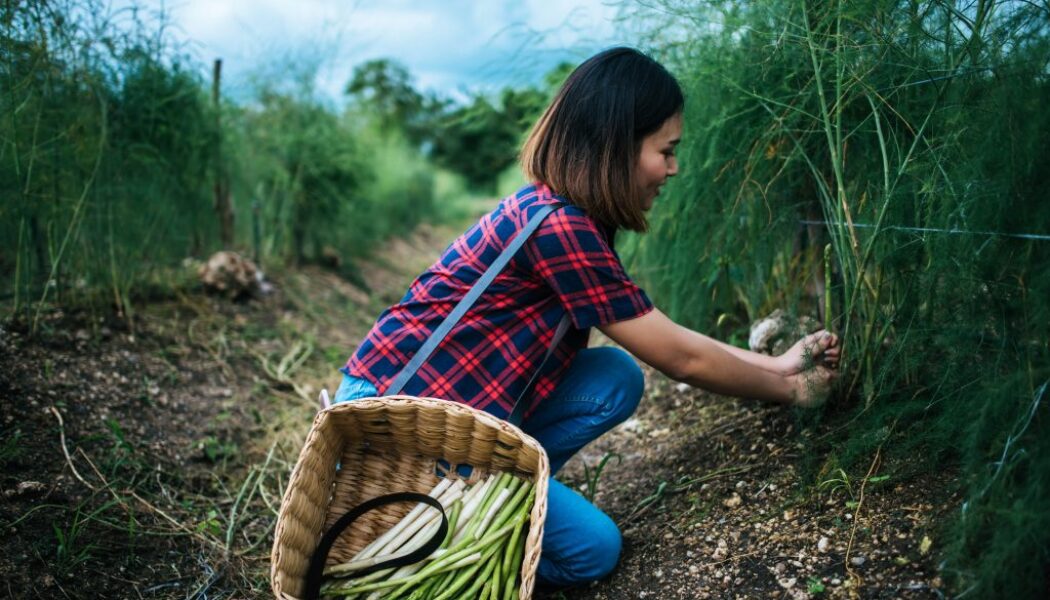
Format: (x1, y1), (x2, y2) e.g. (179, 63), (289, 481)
(799, 220), (1050, 242)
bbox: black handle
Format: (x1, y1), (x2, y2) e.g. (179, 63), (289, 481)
(303, 492), (448, 600)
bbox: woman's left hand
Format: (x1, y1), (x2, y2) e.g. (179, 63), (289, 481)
(775, 330), (840, 375)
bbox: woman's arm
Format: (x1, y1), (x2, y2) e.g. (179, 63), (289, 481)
(598, 308), (837, 406)
(710, 330), (840, 376)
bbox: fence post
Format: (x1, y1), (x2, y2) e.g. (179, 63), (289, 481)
(213, 58), (234, 248)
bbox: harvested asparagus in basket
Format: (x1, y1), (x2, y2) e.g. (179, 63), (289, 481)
(319, 472), (535, 600)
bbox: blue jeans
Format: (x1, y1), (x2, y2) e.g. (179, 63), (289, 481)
(334, 346), (644, 587)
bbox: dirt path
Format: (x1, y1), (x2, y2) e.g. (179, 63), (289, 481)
(0, 224), (455, 599)
(1, 221), (951, 599)
(548, 358), (953, 599)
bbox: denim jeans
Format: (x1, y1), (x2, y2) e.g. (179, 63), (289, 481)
(334, 346), (644, 587)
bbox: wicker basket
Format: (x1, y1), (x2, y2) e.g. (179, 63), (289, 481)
(270, 395), (550, 600)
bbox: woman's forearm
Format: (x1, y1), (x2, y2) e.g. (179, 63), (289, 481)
(707, 337), (783, 374)
(601, 309), (796, 403)
(677, 329), (793, 403)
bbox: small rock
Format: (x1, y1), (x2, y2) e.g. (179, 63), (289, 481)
(675, 382), (690, 393)
(618, 417), (643, 433)
(831, 578), (842, 586)
(711, 539), (728, 559)
(5, 481), (47, 498)
(850, 555), (867, 566)
(777, 577), (797, 590)
(817, 536), (830, 553)
(723, 493), (742, 508)
(774, 562), (787, 574)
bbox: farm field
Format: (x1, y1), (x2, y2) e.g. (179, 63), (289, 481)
(1, 223), (950, 599)
(3, 1), (1048, 598)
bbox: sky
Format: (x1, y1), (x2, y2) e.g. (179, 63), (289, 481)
(128, 0), (632, 104)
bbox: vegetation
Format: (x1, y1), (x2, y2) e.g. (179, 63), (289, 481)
(1, 0), (555, 330)
(624, 1), (1049, 597)
(4, 0), (1048, 596)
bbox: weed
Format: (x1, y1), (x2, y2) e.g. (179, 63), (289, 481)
(807, 577), (825, 594)
(196, 509), (223, 538)
(0, 429), (25, 464)
(50, 499), (120, 576)
(581, 452), (622, 503)
(818, 468), (854, 503)
(198, 436), (238, 463)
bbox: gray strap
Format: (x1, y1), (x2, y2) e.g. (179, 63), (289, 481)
(386, 204), (569, 409)
(506, 313), (571, 426)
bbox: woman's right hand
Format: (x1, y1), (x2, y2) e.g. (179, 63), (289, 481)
(787, 365), (837, 408)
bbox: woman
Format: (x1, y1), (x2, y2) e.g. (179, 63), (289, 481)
(337, 47), (839, 588)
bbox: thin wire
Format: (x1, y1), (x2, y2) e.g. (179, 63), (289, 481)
(799, 220), (1050, 242)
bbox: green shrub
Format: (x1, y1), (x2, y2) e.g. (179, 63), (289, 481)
(626, 2), (1050, 597)
(0, 0), (219, 326)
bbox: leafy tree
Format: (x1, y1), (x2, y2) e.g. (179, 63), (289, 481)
(343, 58), (574, 191)
(429, 87), (548, 191)
(344, 59), (440, 140)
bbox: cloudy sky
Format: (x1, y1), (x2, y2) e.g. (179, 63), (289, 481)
(130, 0), (632, 103)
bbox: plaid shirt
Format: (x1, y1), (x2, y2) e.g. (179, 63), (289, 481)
(344, 182), (653, 419)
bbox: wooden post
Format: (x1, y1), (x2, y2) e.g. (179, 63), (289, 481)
(213, 58), (234, 248)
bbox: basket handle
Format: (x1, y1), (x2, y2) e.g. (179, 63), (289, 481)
(385, 202), (572, 426)
(303, 492), (448, 600)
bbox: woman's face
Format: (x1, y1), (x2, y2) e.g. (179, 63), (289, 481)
(635, 112), (682, 210)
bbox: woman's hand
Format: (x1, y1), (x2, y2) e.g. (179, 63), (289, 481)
(787, 365), (837, 408)
(774, 330), (840, 376)
(778, 330), (840, 408)
(601, 310), (840, 406)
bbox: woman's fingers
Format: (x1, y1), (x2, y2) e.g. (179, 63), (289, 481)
(807, 330), (837, 352)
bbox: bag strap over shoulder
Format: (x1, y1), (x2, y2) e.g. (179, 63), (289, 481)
(385, 203), (572, 425)
(506, 314), (571, 426)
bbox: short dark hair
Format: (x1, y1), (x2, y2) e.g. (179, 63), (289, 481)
(521, 47), (684, 232)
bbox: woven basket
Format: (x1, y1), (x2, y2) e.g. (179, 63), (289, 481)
(270, 395), (550, 600)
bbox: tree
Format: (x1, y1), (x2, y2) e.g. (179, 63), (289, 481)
(345, 59), (423, 129)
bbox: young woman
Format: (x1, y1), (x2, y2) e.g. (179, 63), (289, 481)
(336, 47), (838, 588)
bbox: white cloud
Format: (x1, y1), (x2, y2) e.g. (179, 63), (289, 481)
(123, 0), (632, 102)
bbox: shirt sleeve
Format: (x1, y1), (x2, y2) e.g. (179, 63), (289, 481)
(522, 206), (654, 329)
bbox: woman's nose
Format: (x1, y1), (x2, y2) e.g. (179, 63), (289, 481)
(668, 157), (679, 177)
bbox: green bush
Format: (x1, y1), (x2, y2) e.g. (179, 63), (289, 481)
(0, 0), (219, 326)
(626, 2), (1050, 597)
(1, 1), (453, 323)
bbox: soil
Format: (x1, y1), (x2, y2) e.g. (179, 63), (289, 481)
(0, 222), (955, 599)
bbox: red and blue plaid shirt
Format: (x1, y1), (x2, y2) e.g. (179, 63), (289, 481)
(344, 182), (653, 419)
